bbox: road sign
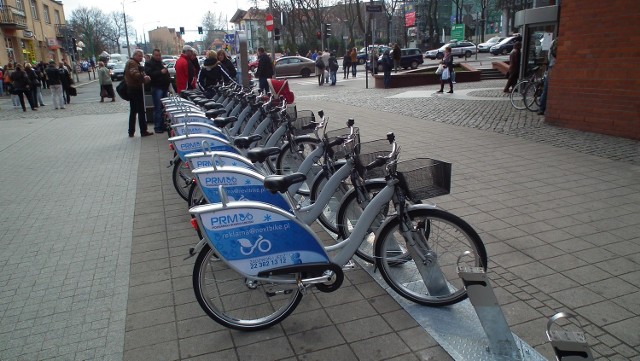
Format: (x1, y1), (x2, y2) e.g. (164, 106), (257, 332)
(265, 14), (274, 31)
(224, 34), (235, 43)
(366, 4), (383, 12)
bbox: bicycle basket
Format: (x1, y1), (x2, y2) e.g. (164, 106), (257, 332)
(395, 158), (452, 201)
(354, 139), (392, 179)
(291, 110), (316, 136)
(325, 126), (359, 160)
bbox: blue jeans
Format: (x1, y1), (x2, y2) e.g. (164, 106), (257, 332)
(0, 80), (3, 96)
(151, 87), (168, 131)
(383, 71), (391, 88)
(352, 64), (357, 77)
(538, 69), (551, 113)
(330, 70), (337, 85)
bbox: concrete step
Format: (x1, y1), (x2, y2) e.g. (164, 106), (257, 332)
(480, 68), (505, 80)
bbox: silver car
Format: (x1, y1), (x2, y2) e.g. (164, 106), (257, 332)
(424, 41), (477, 60)
(477, 36), (504, 52)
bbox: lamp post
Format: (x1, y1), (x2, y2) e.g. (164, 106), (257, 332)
(121, 0), (137, 57)
(142, 21), (160, 54)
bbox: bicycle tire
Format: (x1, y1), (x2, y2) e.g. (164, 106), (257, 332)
(172, 158), (192, 202)
(193, 244), (303, 331)
(509, 81), (529, 110)
(275, 138), (321, 195)
(374, 207), (487, 306)
(187, 183), (206, 208)
(309, 166), (351, 234)
(336, 181), (389, 264)
(524, 81), (542, 112)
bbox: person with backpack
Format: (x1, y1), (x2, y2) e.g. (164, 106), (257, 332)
(342, 52), (351, 79)
(328, 53), (339, 86)
(315, 51), (326, 86)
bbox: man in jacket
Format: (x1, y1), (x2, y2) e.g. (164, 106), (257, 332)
(125, 49), (152, 137)
(145, 48), (171, 133)
(45, 60), (64, 109)
(175, 45), (196, 94)
(255, 47), (273, 93)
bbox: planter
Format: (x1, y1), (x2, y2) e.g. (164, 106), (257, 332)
(373, 63), (481, 89)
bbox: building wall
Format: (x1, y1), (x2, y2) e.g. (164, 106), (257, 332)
(545, 0), (640, 140)
(148, 27), (183, 56)
(1, 0), (65, 66)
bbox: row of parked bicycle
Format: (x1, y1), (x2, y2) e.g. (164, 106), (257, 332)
(158, 82), (488, 331)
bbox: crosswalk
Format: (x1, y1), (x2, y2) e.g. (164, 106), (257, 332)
(288, 75), (365, 86)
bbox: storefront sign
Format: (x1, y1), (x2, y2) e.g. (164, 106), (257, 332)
(23, 30), (34, 38)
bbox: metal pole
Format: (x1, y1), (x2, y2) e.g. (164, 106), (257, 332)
(269, 0), (275, 61)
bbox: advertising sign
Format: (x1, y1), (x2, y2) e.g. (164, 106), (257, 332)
(451, 24), (465, 41)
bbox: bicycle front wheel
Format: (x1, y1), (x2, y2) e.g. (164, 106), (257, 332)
(276, 138), (321, 195)
(524, 81), (541, 112)
(510, 81), (529, 110)
(309, 167), (351, 234)
(172, 158), (192, 202)
(193, 244), (303, 331)
(187, 183), (207, 208)
(375, 208), (487, 306)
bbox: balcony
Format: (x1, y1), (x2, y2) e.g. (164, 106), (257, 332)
(0, 6), (27, 30)
(55, 24), (70, 38)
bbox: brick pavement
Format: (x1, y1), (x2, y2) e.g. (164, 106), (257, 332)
(0, 75), (638, 360)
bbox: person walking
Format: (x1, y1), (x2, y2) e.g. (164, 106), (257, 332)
(38, 61), (48, 89)
(350, 47), (358, 77)
(314, 52), (326, 86)
(503, 42), (521, 93)
(144, 49), (171, 133)
(537, 39), (557, 115)
(321, 50), (330, 84)
(342, 51), (351, 79)
(59, 62), (72, 105)
(97, 61), (115, 103)
(392, 44), (402, 73)
(255, 47), (273, 93)
(125, 49), (153, 137)
(437, 46), (454, 94)
(328, 52), (339, 86)
(382, 50), (393, 89)
(45, 60), (64, 109)
(9, 64), (37, 112)
(25, 63), (45, 107)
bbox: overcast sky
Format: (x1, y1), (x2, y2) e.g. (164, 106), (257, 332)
(60, 0), (259, 42)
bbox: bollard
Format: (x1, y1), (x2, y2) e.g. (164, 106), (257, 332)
(458, 252), (522, 360)
(546, 312), (594, 361)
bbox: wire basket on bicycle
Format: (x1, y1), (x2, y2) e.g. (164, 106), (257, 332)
(290, 110), (316, 137)
(392, 158), (452, 202)
(324, 126), (360, 160)
(349, 138), (394, 179)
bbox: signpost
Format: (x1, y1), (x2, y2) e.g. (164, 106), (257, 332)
(451, 24), (465, 41)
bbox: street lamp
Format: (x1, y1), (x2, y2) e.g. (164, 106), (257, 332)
(122, 0), (137, 57)
(142, 21), (160, 54)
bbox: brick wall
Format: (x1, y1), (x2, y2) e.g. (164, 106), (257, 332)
(545, 0), (640, 140)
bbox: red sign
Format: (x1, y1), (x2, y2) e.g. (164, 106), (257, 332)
(405, 12), (416, 27)
(265, 14), (274, 31)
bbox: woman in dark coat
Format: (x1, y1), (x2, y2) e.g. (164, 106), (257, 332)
(503, 42), (521, 93)
(437, 46), (454, 93)
(215, 50), (237, 84)
(9, 64), (37, 111)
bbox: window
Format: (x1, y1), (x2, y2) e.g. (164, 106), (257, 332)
(16, 0), (24, 11)
(43, 4), (49, 23)
(54, 9), (60, 24)
(30, 0), (38, 20)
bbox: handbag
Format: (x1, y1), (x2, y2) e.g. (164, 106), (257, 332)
(100, 87), (108, 98)
(441, 68), (450, 80)
(435, 64), (444, 75)
(68, 86), (78, 96)
(116, 81), (130, 101)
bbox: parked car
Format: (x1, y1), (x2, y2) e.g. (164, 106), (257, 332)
(165, 60), (176, 80)
(274, 56), (315, 78)
(490, 35), (522, 55)
(477, 36), (504, 52)
(372, 48), (424, 72)
(356, 46), (391, 65)
(424, 41), (477, 59)
(111, 62), (126, 81)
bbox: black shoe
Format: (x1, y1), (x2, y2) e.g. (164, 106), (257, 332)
(128, 134), (134, 138)
(141, 131), (154, 137)
(447, 90), (453, 93)
(537, 111), (545, 115)
(436, 90), (443, 93)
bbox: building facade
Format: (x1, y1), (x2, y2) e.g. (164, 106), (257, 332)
(1, 0), (66, 66)
(148, 26), (184, 56)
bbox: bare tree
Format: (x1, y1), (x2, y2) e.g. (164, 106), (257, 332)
(68, 7), (117, 58)
(202, 11), (227, 50)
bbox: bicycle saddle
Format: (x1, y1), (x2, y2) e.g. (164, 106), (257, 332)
(264, 173), (307, 194)
(233, 135), (262, 149)
(246, 147), (280, 163)
(205, 109), (227, 119)
(195, 98), (210, 107)
(203, 101), (224, 110)
(212, 116), (237, 126)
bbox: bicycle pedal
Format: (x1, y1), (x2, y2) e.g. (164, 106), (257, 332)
(342, 259), (357, 271)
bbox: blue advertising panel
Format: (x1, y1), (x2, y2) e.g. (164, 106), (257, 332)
(170, 135), (238, 161)
(195, 169), (291, 212)
(173, 125), (227, 139)
(199, 207), (329, 276)
(187, 152), (255, 171)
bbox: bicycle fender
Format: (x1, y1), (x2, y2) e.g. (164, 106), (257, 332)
(373, 203), (438, 239)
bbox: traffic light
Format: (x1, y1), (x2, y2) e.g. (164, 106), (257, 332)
(198, 27), (203, 34)
(324, 23), (331, 38)
(316, 31), (321, 40)
(274, 28), (280, 41)
(179, 27), (185, 35)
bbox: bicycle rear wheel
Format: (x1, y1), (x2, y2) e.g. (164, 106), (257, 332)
(375, 208), (487, 306)
(509, 81), (529, 110)
(193, 244), (303, 331)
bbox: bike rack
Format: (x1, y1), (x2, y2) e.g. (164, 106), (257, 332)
(546, 313), (594, 361)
